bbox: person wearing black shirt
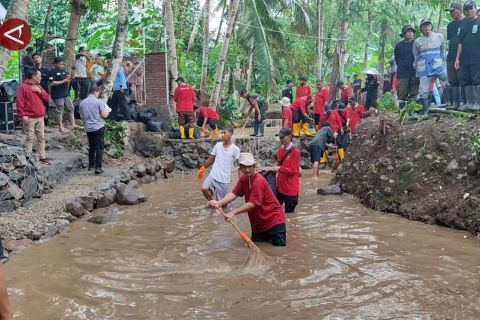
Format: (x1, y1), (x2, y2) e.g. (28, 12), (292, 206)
(48, 57), (80, 132)
(455, 1), (480, 111)
(361, 74), (379, 109)
(446, 3), (466, 109)
(394, 25), (419, 102)
(352, 74), (362, 99)
(33, 53), (51, 126)
(282, 80), (294, 103)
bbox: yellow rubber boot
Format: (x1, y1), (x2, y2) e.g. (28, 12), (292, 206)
(188, 127), (195, 139)
(202, 127), (210, 138)
(179, 125), (186, 139)
(213, 127), (220, 138)
(302, 123), (314, 137)
(293, 123), (301, 137)
(320, 150), (329, 164)
(338, 148), (345, 161)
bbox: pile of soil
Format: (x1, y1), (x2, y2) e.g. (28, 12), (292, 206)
(333, 113), (480, 236)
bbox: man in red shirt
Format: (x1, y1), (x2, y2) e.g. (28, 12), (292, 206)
(16, 68), (51, 164)
(173, 77), (196, 139)
(313, 80), (330, 130)
(196, 103), (221, 138)
(280, 97), (293, 129)
(264, 128), (300, 213)
(296, 76), (311, 99)
(208, 153), (287, 246)
(291, 96), (314, 137)
(337, 81), (353, 105)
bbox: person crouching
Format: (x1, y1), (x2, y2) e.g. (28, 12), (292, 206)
(208, 153), (287, 246)
(79, 85), (111, 174)
(195, 103), (221, 138)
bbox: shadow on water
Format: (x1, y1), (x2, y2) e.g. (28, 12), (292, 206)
(4, 174), (480, 319)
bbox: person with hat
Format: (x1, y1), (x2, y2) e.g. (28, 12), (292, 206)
(296, 76), (311, 99)
(208, 153), (287, 246)
(413, 18), (449, 115)
(282, 80), (294, 102)
(309, 122), (337, 178)
(240, 89), (268, 137)
(291, 95), (315, 137)
(280, 97), (293, 129)
(173, 77), (196, 139)
(313, 80), (330, 130)
(360, 74), (379, 109)
(197, 126), (240, 201)
(455, 1), (480, 111)
(394, 25), (419, 102)
(446, 3), (466, 110)
(264, 128), (300, 213)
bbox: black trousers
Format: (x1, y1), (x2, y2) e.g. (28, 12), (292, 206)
(277, 192), (299, 213)
(74, 77), (91, 101)
(87, 127), (105, 169)
(460, 63), (480, 86)
(111, 90), (131, 121)
(251, 223), (287, 246)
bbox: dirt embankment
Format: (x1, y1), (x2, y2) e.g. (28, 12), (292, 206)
(334, 113), (480, 236)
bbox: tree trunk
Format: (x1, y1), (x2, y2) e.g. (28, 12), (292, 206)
(377, 19), (387, 95)
(437, 2), (444, 32)
(65, 0), (88, 71)
(0, 0), (31, 81)
(214, 5), (226, 48)
(329, 0), (349, 100)
(246, 50), (254, 91)
(43, 0), (55, 41)
(316, 0), (324, 79)
(364, 9), (372, 68)
(99, 0), (128, 102)
(209, 0), (240, 108)
(199, 0), (210, 101)
(165, 0), (179, 115)
(187, 3), (205, 51)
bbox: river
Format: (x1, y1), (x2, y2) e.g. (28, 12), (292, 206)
(4, 174), (480, 319)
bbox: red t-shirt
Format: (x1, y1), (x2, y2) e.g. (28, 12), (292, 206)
(296, 85), (311, 99)
(328, 109), (344, 133)
(345, 104), (361, 133)
(292, 96), (309, 114)
(355, 103), (366, 118)
(282, 107), (293, 129)
(173, 84), (196, 113)
(314, 87), (329, 115)
(341, 86), (353, 102)
(199, 106), (220, 120)
(232, 173), (286, 233)
(276, 146), (300, 196)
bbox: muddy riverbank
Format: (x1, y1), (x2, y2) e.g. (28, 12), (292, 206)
(5, 174), (480, 319)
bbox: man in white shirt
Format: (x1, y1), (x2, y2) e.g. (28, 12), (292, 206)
(197, 126), (240, 201)
(74, 46), (91, 101)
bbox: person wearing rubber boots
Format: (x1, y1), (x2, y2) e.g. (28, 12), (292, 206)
(413, 18), (449, 115)
(455, 1), (480, 112)
(395, 25), (419, 103)
(446, 3), (466, 109)
(309, 122), (337, 178)
(313, 80), (330, 130)
(240, 89), (268, 138)
(296, 76), (311, 99)
(196, 103), (221, 138)
(173, 77), (196, 139)
(291, 95), (314, 137)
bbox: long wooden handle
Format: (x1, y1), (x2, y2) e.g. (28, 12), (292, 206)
(216, 207), (251, 243)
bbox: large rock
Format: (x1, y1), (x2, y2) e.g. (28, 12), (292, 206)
(145, 163), (156, 176)
(20, 175), (41, 198)
(317, 184), (343, 195)
(115, 183), (146, 205)
(133, 163), (147, 177)
(87, 208), (120, 224)
(161, 157), (175, 173)
(66, 200), (89, 217)
(182, 154), (198, 169)
(13, 154), (28, 167)
(95, 188), (116, 208)
(446, 159), (459, 174)
(74, 196), (96, 212)
(0, 172), (8, 187)
(0, 200), (21, 213)
(4, 239), (33, 252)
(3, 181), (24, 200)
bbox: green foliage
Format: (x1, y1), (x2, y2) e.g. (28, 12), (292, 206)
(472, 134), (480, 157)
(378, 92), (397, 111)
(4, 51), (19, 80)
(217, 97), (245, 128)
(104, 120), (128, 158)
(418, 146), (428, 155)
(399, 101), (423, 123)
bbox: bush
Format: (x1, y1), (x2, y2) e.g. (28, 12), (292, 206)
(217, 97), (245, 128)
(105, 120), (128, 158)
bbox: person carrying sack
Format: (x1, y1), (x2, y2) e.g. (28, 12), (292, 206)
(263, 128), (300, 213)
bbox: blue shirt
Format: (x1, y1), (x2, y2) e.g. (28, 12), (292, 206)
(113, 67), (127, 91)
(79, 95), (108, 132)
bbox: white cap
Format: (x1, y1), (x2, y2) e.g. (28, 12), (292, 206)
(239, 153), (256, 166)
(279, 97), (291, 107)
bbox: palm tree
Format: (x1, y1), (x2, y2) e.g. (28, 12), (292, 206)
(199, 0), (210, 101)
(0, 0), (32, 81)
(317, 0), (325, 79)
(165, 0), (178, 113)
(329, 0), (350, 101)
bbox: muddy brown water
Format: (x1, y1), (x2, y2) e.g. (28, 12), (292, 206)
(5, 174), (480, 319)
